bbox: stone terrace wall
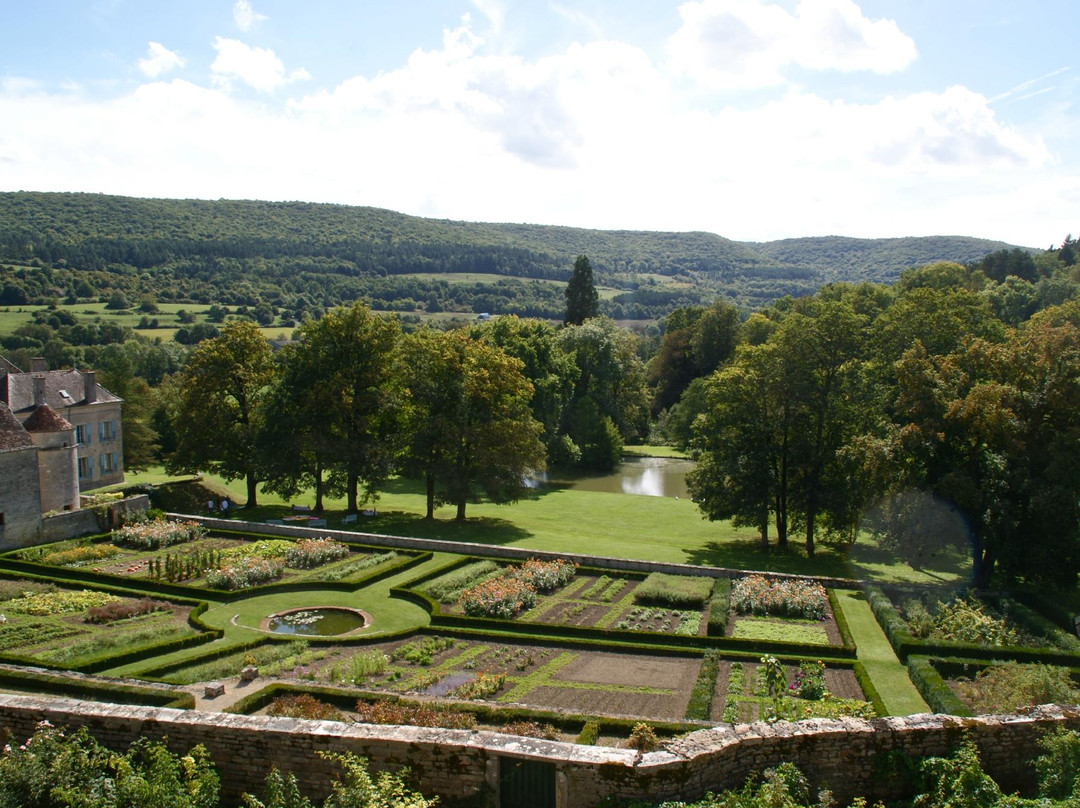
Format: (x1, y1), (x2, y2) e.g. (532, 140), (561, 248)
(180, 515), (859, 589)
(1, 695), (1078, 807)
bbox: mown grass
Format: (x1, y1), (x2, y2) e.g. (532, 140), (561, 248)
(118, 466), (970, 586)
(832, 589), (929, 715)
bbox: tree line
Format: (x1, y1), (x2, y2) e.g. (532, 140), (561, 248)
(160, 297), (650, 519)
(662, 247), (1080, 589)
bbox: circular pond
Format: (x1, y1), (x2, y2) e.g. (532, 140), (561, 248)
(262, 607), (368, 636)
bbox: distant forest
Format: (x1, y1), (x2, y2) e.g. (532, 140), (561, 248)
(0, 192), (1019, 319)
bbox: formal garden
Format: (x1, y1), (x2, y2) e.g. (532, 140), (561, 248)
(1, 512), (1080, 756)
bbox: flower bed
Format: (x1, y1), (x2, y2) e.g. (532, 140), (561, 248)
(112, 520), (205, 550)
(731, 575), (828, 621)
(284, 538), (350, 569)
(457, 559), (577, 618)
(205, 557), (285, 590)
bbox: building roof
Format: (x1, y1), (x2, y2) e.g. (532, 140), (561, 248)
(22, 404), (74, 433)
(0, 402), (34, 453)
(0, 364), (121, 414)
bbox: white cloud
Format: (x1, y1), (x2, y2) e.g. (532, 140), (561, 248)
(211, 37), (310, 93)
(666, 0), (916, 88)
(137, 42), (185, 78)
(469, 0), (505, 33)
(233, 0), (267, 32)
(0, 11), (1066, 247)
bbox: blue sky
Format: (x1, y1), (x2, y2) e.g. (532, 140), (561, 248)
(1, 1), (1077, 247)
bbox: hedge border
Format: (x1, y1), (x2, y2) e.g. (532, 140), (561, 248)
(906, 656), (974, 716)
(851, 661), (887, 717)
(867, 585), (1080, 666)
(0, 667), (193, 709)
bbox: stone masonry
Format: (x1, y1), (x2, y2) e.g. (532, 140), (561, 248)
(0, 695), (1077, 807)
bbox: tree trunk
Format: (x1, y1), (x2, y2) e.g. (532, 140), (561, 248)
(425, 474), (436, 520)
(759, 502), (769, 547)
(245, 472), (258, 507)
(314, 467), (324, 514)
(347, 472), (358, 514)
(455, 498), (467, 521)
(805, 502), (817, 559)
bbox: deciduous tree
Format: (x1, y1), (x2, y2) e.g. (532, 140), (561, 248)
(166, 321), (276, 506)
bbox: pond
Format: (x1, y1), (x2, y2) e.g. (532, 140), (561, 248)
(265, 607), (367, 636)
(534, 456), (694, 499)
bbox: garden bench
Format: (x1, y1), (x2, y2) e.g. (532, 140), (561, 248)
(342, 513), (358, 525)
(291, 504), (312, 513)
(265, 519), (284, 525)
(362, 508), (378, 517)
(309, 518), (327, 528)
(204, 682), (225, 698)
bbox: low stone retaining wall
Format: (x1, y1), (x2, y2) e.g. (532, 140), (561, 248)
(177, 514), (859, 590)
(0, 694), (1076, 807)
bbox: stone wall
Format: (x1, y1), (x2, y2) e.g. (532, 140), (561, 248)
(0, 447), (42, 548)
(0, 694), (1077, 807)
(183, 515), (858, 589)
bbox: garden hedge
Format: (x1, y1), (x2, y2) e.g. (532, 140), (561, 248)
(906, 656), (974, 717)
(0, 667), (193, 709)
(867, 586), (1080, 666)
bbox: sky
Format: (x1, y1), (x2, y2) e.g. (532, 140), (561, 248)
(1, 1), (1077, 247)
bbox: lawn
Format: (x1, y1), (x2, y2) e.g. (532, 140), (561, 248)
(119, 466), (969, 586)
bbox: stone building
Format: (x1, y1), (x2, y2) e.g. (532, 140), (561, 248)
(0, 356), (124, 491)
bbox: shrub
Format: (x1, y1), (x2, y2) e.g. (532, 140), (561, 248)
(1036, 728), (1080, 800)
(732, 575), (828, 620)
(955, 661), (1080, 714)
(112, 520), (205, 550)
(628, 723), (660, 752)
(577, 720), (600, 745)
(707, 578), (732, 636)
(634, 573), (713, 608)
(390, 636), (454, 666)
(685, 650), (721, 721)
(284, 538), (349, 570)
(317, 751), (437, 808)
(266, 693), (344, 721)
(205, 557), (285, 590)
(929, 597), (1019, 646)
(347, 650), (388, 682)
(353, 700), (477, 729)
(85, 597), (171, 624)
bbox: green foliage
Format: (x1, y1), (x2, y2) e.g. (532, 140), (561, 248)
(577, 720), (600, 745)
(565, 254), (599, 326)
(3, 588), (119, 616)
(316, 751), (436, 808)
(634, 573), (714, 608)
(907, 597), (1019, 646)
(1034, 728), (1080, 800)
(0, 722), (219, 808)
(707, 579), (732, 637)
(955, 662), (1080, 714)
(685, 650), (721, 721)
(915, 741), (1003, 808)
(242, 769), (314, 808)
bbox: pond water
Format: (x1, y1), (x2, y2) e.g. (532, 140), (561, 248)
(266, 608), (366, 636)
(534, 456), (694, 499)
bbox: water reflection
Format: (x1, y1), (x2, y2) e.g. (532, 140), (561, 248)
(535, 456), (693, 498)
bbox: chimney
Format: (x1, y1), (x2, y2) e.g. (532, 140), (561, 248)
(33, 376), (45, 407)
(84, 371), (97, 404)
(29, 357), (47, 373)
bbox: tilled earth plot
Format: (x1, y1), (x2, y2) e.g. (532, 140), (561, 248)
(505, 651), (701, 720)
